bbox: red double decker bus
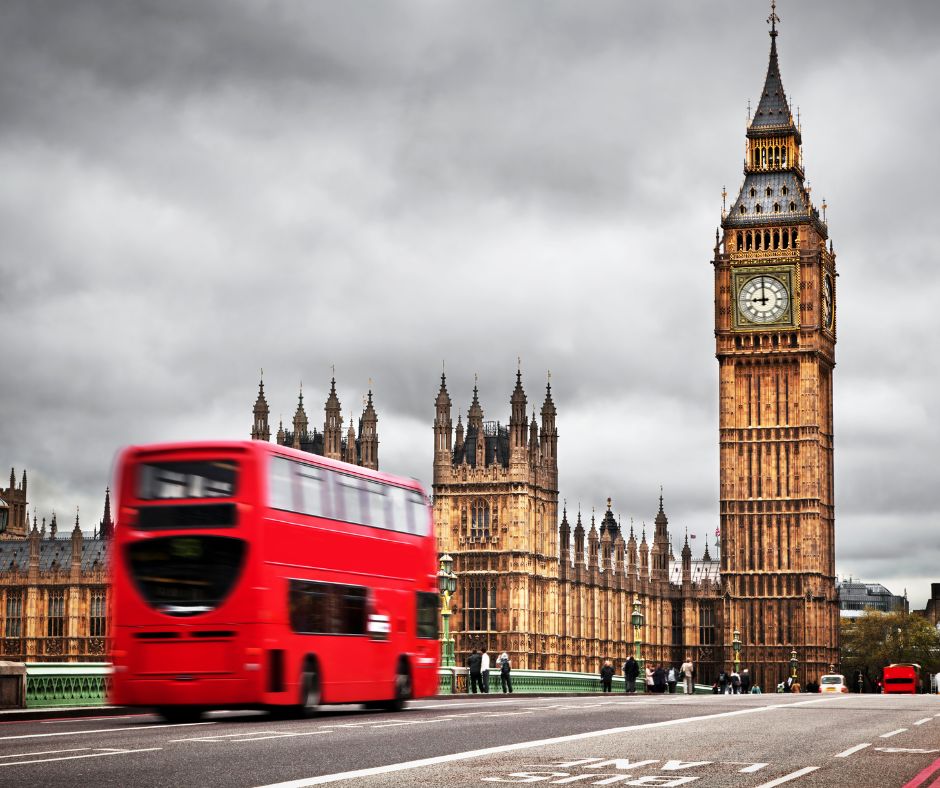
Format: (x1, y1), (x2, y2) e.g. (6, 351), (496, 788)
(110, 440), (440, 721)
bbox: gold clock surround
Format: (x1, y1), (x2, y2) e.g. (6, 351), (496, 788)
(731, 263), (798, 330)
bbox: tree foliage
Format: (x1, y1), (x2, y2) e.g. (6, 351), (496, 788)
(841, 610), (940, 689)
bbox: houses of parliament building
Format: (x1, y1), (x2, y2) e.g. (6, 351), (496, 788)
(433, 6), (839, 687)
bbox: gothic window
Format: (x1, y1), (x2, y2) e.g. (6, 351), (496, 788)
(761, 148), (767, 167)
(766, 187), (772, 197)
(755, 204), (762, 214)
(89, 588), (107, 638)
(464, 579), (497, 631)
(764, 230), (771, 248)
(698, 604), (715, 645)
(753, 149), (759, 168)
(773, 229), (780, 249)
(736, 232), (743, 251)
(773, 203), (780, 213)
(789, 201), (796, 212)
(461, 504), (468, 535)
(782, 229), (790, 248)
(739, 205), (747, 215)
(750, 187), (756, 197)
(781, 185), (788, 195)
(4, 589), (23, 638)
(774, 146), (780, 166)
(782, 147), (788, 166)
(470, 498), (490, 539)
(47, 589), (65, 638)
(746, 231), (753, 251)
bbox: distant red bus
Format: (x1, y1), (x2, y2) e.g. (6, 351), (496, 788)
(110, 440), (440, 721)
(882, 663), (920, 695)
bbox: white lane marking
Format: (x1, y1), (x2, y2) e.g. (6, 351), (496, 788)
(730, 762), (771, 772)
(752, 767), (819, 787)
(0, 721), (211, 742)
(914, 718), (932, 726)
(226, 732), (333, 743)
(0, 748), (90, 759)
(170, 731), (281, 742)
(252, 701), (821, 788)
(835, 743), (871, 758)
(0, 747), (162, 767)
(875, 748), (940, 754)
(880, 728), (908, 738)
(40, 714), (145, 724)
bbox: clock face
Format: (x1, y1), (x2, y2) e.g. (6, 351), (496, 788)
(737, 274), (790, 324)
(823, 273), (834, 329)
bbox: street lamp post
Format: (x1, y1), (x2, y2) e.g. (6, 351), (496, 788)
(732, 629), (742, 675)
(631, 597), (645, 690)
(437, 554), (457, 668)
(789, 649), (798, 681)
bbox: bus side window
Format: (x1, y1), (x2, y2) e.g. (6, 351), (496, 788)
(389, 486), (409, 533)
(362, 480), (388, 530)
(269, 457), (296, 512)
(407, 491), (428, 536)
(416, 592), (438, 639)
(336, 474), (365, 525)
(297, 463), (331, 519)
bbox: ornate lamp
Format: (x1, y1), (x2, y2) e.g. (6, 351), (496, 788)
(631, 597), (645, 672)
(437, 554), (457, 667)
(732, 628), (742, 674)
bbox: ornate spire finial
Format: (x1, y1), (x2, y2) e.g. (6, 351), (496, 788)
(721, 185), (727, 217)
(768, 0), (780, 37)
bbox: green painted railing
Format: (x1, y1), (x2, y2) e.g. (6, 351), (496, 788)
(436, 668), (713, 695)
(19, 663), (711, 709)
(25, 663), (111, 708)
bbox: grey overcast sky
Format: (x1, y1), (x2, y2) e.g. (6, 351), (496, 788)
(2, 1), (937, 606)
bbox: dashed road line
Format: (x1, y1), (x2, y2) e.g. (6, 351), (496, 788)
(835, 743), (871, 758)
(0, 721), (211, 741)
(914, 718), (933, 726)
(881, 728), (908, 739)
(752, 766), (820, 787)
(0, 747), (162, 767)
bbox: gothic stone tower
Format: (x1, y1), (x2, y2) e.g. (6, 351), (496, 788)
(715, 7), (839, 685)
(433, 370), (559, 669)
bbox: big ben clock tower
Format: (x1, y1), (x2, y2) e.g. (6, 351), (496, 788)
(715, 3), (839, 685)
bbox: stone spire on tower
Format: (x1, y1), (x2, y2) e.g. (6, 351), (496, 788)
(359, 387), (379, 470)
(251, 372), (271, 442)
(323, 376), (343, 460)
(292, 386), (309, 450)
(100, 487), (113, 540)
(434, 371), (453, 470)
(509, 364), (528, 453)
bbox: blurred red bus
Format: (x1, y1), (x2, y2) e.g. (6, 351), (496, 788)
(110, 440), (440, 721)
(882, 663), (921, 695)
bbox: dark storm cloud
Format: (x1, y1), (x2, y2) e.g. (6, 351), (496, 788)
(1, 0), (938, 606)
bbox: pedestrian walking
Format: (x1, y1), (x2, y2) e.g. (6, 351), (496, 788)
(680, 656), (695, 695)
(468, 649), (484, 694)
(718, 669), (728, 694)
(652, 665), (667, 694)
(730, 669), (741, 694)
(497, 651), (513, 694)
(740, 668), (752, 694)
(645, 665), (654, 694)
(480, 647), (491, 693)
(623, 656), (640, 694)
(667, 666), (677, 694)
(600, 660), (614, 692)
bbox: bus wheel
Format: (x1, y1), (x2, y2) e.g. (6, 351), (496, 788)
(156, 706), (203, 724)
(384, 660), (411, 712)
(300, 659), (321, 715)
